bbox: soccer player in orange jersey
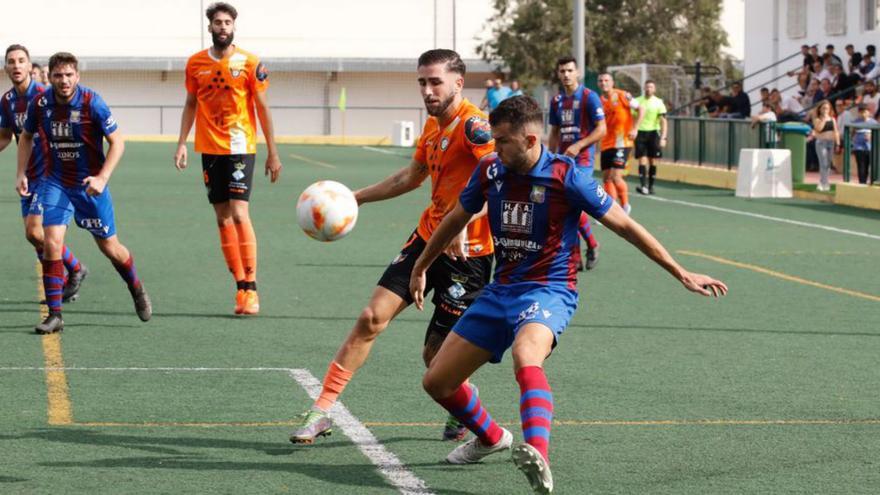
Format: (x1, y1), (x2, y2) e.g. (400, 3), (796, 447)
(173, 2), (282, 315)
(290, 49), (495, 444)
(597, 73), (644, 214)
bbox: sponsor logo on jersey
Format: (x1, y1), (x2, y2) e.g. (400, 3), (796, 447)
(501, 201), (534, 234)
(517, 301), (541, 323)
(51, 121), (73, 140)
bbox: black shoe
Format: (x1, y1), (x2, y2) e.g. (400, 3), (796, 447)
(585, 246), (599, 270)
(131, 285), (152, 322)
(62, 264), (89, 302)
(648, 186), (655, 195)
(35, 312), (64, 334)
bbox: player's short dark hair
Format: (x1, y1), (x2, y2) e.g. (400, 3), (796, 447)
(826, 44), (834, 50)
(556, 56), (577, 68)
(867, 44), (876, 54)
(31, 63), (41, 69)
(206, 2), (238, 22)
(760, 87), (769, 92)
(644, 79), (656, 86)
(5, 44), (30, 60)
(417, 49), (466, 76)
(48, 52), (78, 73)
(489, 95), (543, 131)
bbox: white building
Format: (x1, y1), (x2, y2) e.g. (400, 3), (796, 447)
(744, 0), (880, 98)
(2, 0), (499, 139)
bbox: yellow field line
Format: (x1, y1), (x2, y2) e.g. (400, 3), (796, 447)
(677, 250), (880, 303)
(36, 262), (73, 426)
(289, 152), (337, 169)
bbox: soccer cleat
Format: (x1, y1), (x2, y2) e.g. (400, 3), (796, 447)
(445, 427), (512, 464)
(131, 285), (152, 322)
(290, 409), (333, 444)
(234, 289), (246, 315)
(240, 289), (259, 315)
(648, 186), (655, 195)
(62, 263), (89, 303)
(35, 313), (64, 335)
(512, 443), (554, 494)
(585, 246), (599, 270)
(623, 203), (632, 215)
(636, 186), (650, 195)
(442, 384), (478, 441)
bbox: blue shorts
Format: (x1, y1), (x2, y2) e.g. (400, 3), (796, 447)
(452, 283), (578, 363)
(20, 179), (45, 217)
(39, 179), (117, 239)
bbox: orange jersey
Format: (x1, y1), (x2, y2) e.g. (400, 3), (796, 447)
(413, 99), (494, 257)
(599, 89), (637, 151)
(185, 47), (269, 155)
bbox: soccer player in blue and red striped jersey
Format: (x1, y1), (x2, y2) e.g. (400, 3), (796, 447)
(16, 52), (151, 334)
(411, 96), (727, 494)
(1, 44), (89, 302)
(548, 56), (606, 271)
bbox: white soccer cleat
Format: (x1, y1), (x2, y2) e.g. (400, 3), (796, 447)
(512, 443), (554, 494)
(445, 427), (512, 464)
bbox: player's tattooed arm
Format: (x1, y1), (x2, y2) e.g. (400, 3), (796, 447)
(353, 159), (428, 205)
(598, 204), (728, 298)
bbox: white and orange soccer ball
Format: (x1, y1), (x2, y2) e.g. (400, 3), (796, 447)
(296, 180), (359, 242)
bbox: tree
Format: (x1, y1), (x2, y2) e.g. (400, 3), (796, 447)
(477, 0), (731, 90)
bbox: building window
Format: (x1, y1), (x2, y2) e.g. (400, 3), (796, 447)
(825, 0), (847, 35)
(865, 0), (880, 31)
(787, 0), (807, 38)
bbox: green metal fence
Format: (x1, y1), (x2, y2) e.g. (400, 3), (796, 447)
(842, 122), (880, 184)
(668, 117), (774, 169)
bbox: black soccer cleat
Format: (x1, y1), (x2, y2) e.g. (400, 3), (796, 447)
(62, 264), (89, 303)
(585, 246), (599, 270)
(35, 312), (64, 335)
(131, 285), (152, 322)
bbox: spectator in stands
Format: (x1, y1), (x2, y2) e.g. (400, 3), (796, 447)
(825, 45), (843, 68)
(759, 87), (770, 106)
(509, 80), (523, 97)
(479, 78), (494, 110)
(851, 104), (877, 184)
(706, 90), (723, 118)
(831, 63), (859, 100)
(485, 78), (511, 112)
(749, 102), (777, 128)
(858, 52), (875, 80)
(812, 99), (839, 191)
(867, 44), (876, 58)
(800, 79), (820, 108)
(836, 98), (857, 134)
(845, 44), (862, 74)
(721, 81), (750, 118)
(810, 59), (831, 85)
(815, 78), (832, 102)
(859, 80), (879, 116)
(769, 88), (804, 122)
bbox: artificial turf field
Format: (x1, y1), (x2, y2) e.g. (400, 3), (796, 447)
(1, 142), (879, 494)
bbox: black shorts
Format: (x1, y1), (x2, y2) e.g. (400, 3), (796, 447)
(635, 130), (662, 159)
(201, 154), (256, 204)
(600, 148), (630, 170)
(377, 230), (492, 343)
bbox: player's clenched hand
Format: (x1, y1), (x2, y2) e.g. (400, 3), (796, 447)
(265, 153), (282, 183)
(410, 269), (428, 311)
(680, 271), (728, 297)
(174, 144), (188, 170)
(83, 175), (108, 196)
(15, 175), (29, 197)
(563, 143), (581, 158)
(443, 229), (468, 262)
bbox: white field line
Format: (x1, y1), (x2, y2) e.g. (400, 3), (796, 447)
(0, 366), (295, 371)
(641, 195), (880, 241)
(362, 146), (411, 158)
(288, 369), (434, 495)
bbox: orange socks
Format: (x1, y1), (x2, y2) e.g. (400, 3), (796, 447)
(218, 224), (245, 282)
(603, 180), (618, 202)
(234, 221), (257, 283)
(615, 179), (629, 206)
(315, 361), (354, 412)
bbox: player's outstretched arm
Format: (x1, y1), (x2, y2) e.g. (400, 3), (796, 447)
(174, 93), (197, 171)
(15, 131), (34, 197)
(353, 159), (429, 205)
(254, 90), (282, 183)
(410, 202), (474, 309)
(598, 203), (728, 297)
(84, 130), (125, 196)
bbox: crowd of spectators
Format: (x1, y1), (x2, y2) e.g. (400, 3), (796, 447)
(479, 78), (523, 112)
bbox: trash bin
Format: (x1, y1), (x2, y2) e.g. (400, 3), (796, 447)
(776, 122), (812, 183)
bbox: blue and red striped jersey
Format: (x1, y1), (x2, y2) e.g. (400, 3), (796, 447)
(547, 85), (604, 167)
(459, 147), (614, 290)
(23, 85), (118, 187)
(1, 80), (47, 181)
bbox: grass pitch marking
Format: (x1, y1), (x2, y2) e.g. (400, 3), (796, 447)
(643, 195), (880, 241)
(362, 146), (411, 159)
(678, 250), (880, 303)
(35, 262), (73, 426)
(288, 369), (435, 495)
(288, 152), (337, 169)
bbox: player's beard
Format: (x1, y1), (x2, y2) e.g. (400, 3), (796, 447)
(212, 31), (234, 50)
(425, 93), (455, 117)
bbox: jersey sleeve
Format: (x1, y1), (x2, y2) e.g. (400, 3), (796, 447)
(658, 99), (668, 115)
(585, 91), (604, 122)
(0, 100), (10, 130)
(565, 165), (614, 219)
(22, 97), (39, 134)
(249, 58), (270, 93)
(548, 97), (560, 126)
(90, 93), (119, 136)
(463, 114), (494, 160)
(459, 154), (496, 214)
(626, 92), (638, 110)
(184, 58), (198, 95)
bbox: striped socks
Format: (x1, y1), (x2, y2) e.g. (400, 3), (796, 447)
(436, 383), (503, 447)
(112, 254), (142, 291)
(61, 245), (82, 274)
(42, 259), (64, 314)
(517, 366), (554, 463)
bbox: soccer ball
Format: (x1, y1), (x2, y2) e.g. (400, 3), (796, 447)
(296, 180), (359, 242)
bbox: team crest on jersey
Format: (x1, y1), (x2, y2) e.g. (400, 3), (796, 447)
(501, 201), (534, 234)
(465, 116), (492, 145)
(228, 53), (247, 77)
(529, 185), (546, 204)
(70, 111), (81, 123)
(572, 100), (580, 110)
(440, 137), (449, 150)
